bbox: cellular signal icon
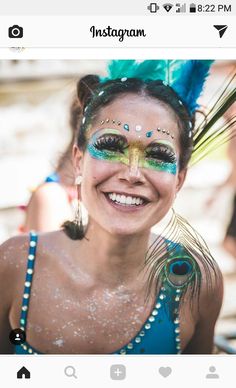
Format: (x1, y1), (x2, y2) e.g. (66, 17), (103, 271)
(163, 3), (174, 12)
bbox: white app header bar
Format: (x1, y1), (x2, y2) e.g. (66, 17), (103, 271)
(0, 16), (235, 48)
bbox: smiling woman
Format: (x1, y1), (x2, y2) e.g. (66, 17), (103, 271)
(0, 60), (235, 355)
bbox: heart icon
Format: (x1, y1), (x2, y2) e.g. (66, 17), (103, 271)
(159, 366), (172, 378)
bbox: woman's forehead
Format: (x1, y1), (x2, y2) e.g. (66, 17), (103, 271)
(90, 95), (180, 147)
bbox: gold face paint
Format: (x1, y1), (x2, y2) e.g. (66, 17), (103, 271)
(87, 129), (178, 175)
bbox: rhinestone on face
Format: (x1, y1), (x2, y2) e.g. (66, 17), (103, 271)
(162, 129), (166, 134)
(139, 331), (145, 337)
(146, 131), (153, 138)
(100, 120), (105, 125)
(149, 316), (155, 323)
(117, 121), (121, 126)
(112, 119), (116, 124)
(28, 254), (34, 261)
(166, 130), (170, 135)
(127, 343), (133, 350)
(123, 123), (129, 131)
(157, 127), (161, 132)
(135, 125), (142, 132)
(27, 269), (33, 275)
(135, 337), (141, 343)
(30, 241), (36, 247)
(106, 118), (109, 123)
(152, 309), (158, 316)
(145, 323), (151, 330)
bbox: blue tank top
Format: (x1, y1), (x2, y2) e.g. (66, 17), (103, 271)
(15, 232), (182, 355)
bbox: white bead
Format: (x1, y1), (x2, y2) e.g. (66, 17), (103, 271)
(149, 316), (155, 322)
(25, 281), (31, 287)
(121, 77), (127, 82)
(28, 254), (34, 261)
(23, 294), (29, 299)
(135, 337), (141, 343)
(30, 241), (36, 247)
(145, 323), (151, 330)
(75, 175), (83, 185)
(135, 125), (142, 132)
(22, 306), (28, 311)
(152, 309), (158, 316)
(127, 343), (133, 349)
(27, 269), (33, 275)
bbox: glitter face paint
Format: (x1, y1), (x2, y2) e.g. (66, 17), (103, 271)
(87, 129), (177, 175)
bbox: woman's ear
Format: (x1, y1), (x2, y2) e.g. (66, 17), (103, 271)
(73, 145), (84, 178)
(176, 168), (187, 193)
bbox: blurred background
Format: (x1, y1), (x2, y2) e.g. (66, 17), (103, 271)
(0, 59), (235, 352)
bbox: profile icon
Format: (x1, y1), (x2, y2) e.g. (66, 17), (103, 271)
(9, 328), (26, 345)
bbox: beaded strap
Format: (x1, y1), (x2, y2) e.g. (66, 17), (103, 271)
(19, 231), (38, 331)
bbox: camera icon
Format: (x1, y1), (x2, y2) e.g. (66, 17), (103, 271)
(8, 25), (23, 38)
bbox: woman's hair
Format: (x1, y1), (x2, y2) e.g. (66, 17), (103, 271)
(76, 75), (195, 170)
(63, 74), (195, 240)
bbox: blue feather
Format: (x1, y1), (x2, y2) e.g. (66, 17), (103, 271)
(172, 60), (214, 113)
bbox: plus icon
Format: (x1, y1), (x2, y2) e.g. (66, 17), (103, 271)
(110, 364), (126, 380)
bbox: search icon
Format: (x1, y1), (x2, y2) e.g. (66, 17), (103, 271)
(64, 365), (78, 379)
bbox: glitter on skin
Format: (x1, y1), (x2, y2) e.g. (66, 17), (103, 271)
(87, 128), (177, 175)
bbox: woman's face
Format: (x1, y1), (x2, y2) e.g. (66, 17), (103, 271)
(74, 94), (187, 236)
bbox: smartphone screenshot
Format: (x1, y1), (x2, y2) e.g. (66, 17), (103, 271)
(0, 0), (235, 386)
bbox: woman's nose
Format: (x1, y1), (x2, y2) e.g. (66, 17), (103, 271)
(119, 147), (145, 185)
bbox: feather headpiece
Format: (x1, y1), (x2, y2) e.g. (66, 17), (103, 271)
(101, 60), (214, 114)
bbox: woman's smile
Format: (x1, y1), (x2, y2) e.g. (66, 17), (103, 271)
(102, 190), (151, 213)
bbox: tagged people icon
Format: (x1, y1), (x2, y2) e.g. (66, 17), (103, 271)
(206, 366), (220, 379)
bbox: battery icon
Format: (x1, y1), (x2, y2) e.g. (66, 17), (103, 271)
(189, 3), (196, 12)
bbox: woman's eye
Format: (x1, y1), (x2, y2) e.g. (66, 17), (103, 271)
(94, 135), (126, 153)
(145, 146), (176, 164)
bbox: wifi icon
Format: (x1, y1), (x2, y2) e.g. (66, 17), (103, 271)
(163, 3), (174, 12)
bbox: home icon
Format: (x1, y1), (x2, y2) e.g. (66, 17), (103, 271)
(17, 366), (31, 379)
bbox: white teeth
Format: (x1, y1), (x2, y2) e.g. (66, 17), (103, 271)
(107, 193), (144, 206)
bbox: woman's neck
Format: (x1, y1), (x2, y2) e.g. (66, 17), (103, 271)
(77, 221), (151, 287)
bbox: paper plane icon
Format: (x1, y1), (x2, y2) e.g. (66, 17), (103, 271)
(213, 25), (228, 38)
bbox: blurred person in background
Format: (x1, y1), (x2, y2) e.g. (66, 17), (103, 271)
(19, 98), (81, 232)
